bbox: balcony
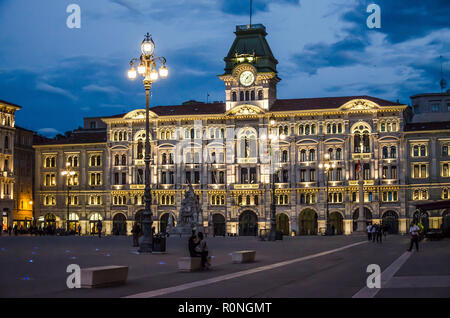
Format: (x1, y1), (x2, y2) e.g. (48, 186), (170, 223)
(234, 184), (259, 190)
(349, 180), (375, 186)
(352, 153), (371, 160)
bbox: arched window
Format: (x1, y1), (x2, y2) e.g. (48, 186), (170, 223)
(240, 91), (244, 101)
(298, 125), (304, 135)
(328, 148), (334, 160)
(232, 91), (237, 102)
(121, 155), (126, 165)
(382, 146), (388, 159)
(282, 150), (288, 163)
(390, 146), (396, 158)
(245, 91), (250, 101)
(363, 133), (370, 153)
(137, 141), (144, 159)
(46, 158), (50, 167)
(337, 123), (342, 133)
(162, 153), (167, 164)
(311, 124), (316, 135)
(332, 124), (337, 134)
(336, 148), (342, 160)
(420, 145), (426, 156)
(251, 91), (255, 101)
(300, 149), (307, 162)
(258, 90), (263, 100)
(327, 124), (331, 134)
(413, 145), (419, 157)
(309, 149), (316, 161)
(305, 125), (310, 135)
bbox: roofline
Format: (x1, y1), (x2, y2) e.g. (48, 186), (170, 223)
(33, 142), (107, 148)
(0, 99), (22, 110)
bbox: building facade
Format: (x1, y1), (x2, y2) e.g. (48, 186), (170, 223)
(13, 126), (35, 229)
(33, 24), (449, 236)
(0, 99), (21, 231)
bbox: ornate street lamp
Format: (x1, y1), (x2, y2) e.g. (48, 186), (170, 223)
(61, 162), (75, 232)
(128, 33), (168, 253)
(319, 153), (336, 235)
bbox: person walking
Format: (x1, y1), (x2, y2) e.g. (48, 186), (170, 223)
(132, 222), (141, 247)
(371, 224), (377, 242)
(408, 221), (420, 252)
(195, 232), (210, 270)
(376, 223), (383, 243)
(7, 225), (12, 236)
(97, 220), (103, 238)
(367, 223), (372, 241)
(77, 224), (82, 236)
(13, 224), (18, 236)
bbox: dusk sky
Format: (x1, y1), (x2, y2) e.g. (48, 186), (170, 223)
(0, 0), (449, 137)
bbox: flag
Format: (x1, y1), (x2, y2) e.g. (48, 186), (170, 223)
(355, 160), (361, 174)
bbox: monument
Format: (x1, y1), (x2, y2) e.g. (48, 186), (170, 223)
(170, 183), (204, 236)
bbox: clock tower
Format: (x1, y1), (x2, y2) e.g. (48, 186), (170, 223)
(219, 24), (280, 112)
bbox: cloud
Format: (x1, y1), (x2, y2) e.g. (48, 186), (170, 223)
(35, 82), (77, 101)
(82, 84), (123, 95)
(38, 128), (61, 137)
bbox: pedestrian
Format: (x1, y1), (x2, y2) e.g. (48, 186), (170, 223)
(367, 223), (372, 241)
(13, 224), (18, 236)
(7, 225), (12, 236)
(407, 221), (420, 252)
(77, 224), (82, 236)
(188, 230), (200, 257)
(97, 220), (102, 238)
(371, 224), (377, 242)
(376, 223), (382, 243)
(132, 222), (141, 247)
(195, 232), (210, 270)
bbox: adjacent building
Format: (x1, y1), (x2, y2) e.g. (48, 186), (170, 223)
(0, 99), (21, 231)
(13, 126), (35, 229)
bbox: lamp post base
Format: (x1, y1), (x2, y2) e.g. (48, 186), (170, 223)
(138, 234), (153, 253)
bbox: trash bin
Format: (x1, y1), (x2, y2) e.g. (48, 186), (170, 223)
(152, 234), (166, 252)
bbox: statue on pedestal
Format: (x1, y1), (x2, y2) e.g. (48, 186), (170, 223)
(170, 182), (203, 236)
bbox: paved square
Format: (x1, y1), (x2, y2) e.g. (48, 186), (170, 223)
(0, 235), (449, 298)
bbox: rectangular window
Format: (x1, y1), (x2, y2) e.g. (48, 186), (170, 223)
(391, 166), (397, 179)
(431, 103), (440, 112)
(382, 166), (388, 179)
(114, 172), (119, 185)
(300, 169), (306, 182)
(122, 173), (126, 185)
(194, 171), (200, 184)
(309, 169), (316, 182)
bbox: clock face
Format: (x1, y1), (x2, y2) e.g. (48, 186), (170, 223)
(240, 71), (255, 87)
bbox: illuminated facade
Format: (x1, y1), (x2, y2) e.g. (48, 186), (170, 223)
(0, 99), (21, 231)
(33, 25), (450, 236)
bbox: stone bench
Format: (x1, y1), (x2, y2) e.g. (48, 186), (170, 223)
(81, 265), (128, 288)
(178, 257), (212, 272)
(232, 250), (256, 263)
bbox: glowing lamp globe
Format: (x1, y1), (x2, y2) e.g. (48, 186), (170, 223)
(128, 68), (137, 80)
(150, 69), (159, 81)
(137, 64), (146, 75)
(141, 40), (155, 56)
(159, 65), (169, 78)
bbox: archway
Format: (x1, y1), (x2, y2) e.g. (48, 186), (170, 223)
(352, 208), (372, 231)
(329, 212), (343, 235)
(213, 214), (226, 236)
(44, 213), (56, 228)
(239, 210), (258, 236)
(413, 211), (429, 232)
(68, 213), (80, 233)
(113, 213), (127, 235)
(159, 213), (175, 233)
(89, 213), (103, 234)
(298, 209), (318, 235)
(443, 210), (450, 236)
(382, 211), (399, 234)
(276, 213), (290, 235)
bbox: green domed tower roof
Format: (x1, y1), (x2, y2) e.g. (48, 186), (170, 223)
(223, 24), (278, 75)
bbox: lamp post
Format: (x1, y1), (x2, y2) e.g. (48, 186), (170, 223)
(61, 162), (75, 232)
(128, 33), (168, 253)
(263, 115), (285, 241)
(319, 153), (336, 235)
